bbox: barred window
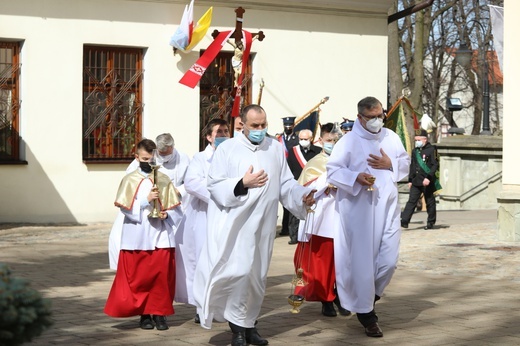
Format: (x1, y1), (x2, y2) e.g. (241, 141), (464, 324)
(199, 51), (252, 151)
(83, 45), (143, 162)
(0, 41), (22, 163)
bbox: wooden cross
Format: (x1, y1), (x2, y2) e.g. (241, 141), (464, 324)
(211, 7), (265, 47)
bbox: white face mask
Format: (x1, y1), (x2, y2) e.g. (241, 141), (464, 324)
(365, 118), (384, 133)
(160, 153), (174, 163)
(299, 139), (311, 148)
(415, 140), (424, 148)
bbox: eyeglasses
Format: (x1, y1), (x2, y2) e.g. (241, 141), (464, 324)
(359, 113), (385, 121)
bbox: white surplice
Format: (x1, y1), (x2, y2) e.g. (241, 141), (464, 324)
(297, 152), (337, 242)
(175, 145), (214, 304)
(108, 149), (190, 270)
(193, 133), (311, 329)
(326, 121), (410, 314)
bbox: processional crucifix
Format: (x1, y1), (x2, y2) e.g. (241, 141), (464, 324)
(212, 7), (265, 96)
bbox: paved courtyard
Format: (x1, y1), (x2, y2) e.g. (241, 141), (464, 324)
(1, 209), (520, 345)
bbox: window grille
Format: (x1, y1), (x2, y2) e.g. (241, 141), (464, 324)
(83, 45), (143, 162)
(0, 41), (21, 163)
(199, 51), (252, 150)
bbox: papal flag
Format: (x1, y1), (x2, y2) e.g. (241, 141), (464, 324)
(170, 0), (213, 53)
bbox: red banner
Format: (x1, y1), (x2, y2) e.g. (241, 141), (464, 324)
(179, 30), (232, 88)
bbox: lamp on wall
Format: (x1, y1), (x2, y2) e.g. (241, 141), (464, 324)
(454, 20), (492, 135)
(446, 97), (465, 135)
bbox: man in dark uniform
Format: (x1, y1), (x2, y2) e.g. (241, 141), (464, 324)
(277, 117), (299, 236)
(286, 129), (322, 244)
(401, 129), (439, 230)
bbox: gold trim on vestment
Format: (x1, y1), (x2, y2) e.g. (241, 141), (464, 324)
(298, 152), (328, 186)
(114, 169), (181, 211)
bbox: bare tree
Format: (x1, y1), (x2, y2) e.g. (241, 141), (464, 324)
(388, 0), (503, 139)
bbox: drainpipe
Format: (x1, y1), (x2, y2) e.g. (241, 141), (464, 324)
(388, 0), (434, 24)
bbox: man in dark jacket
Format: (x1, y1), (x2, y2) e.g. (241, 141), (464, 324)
(277, 117), (299, 237)
(401, 129), (439, 230)
(286, 129), (322, 243)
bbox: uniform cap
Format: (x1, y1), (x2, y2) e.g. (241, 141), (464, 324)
(282, 117), (296, 126)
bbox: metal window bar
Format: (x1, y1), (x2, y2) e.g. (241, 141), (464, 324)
(199, 51), (253, 150)
(83, 46), (143, 162)
(0, 42), (21, 162)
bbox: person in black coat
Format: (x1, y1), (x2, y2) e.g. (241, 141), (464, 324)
(286, 129), (322, 244)
(401, 129), (439, 230)
(277, 117), (299, 237)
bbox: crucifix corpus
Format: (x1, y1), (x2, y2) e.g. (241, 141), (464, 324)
(179, 7), (264, 116)
(210, 7), (265, 116)
(212, 7), (265, 88)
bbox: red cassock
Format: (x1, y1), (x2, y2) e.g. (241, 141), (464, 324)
(104, 248), (176, 317)
(293, 235), (336, 302)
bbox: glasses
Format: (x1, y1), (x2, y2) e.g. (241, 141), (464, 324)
(359, 113), (385, 121)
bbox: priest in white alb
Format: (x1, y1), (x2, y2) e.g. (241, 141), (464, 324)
(327, 96), (410, 338)
(193, 104), (316, 346)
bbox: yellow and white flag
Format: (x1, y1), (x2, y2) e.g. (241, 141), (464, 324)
(170, 0), (212, 53)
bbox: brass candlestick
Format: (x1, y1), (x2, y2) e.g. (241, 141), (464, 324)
(148, 149), (161, 219)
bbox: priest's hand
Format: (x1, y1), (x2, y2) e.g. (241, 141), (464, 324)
(148, 187), (159, 202)
(243, 165), (269, 188)
(158, 211), (168, 220)
(357, 172), (375, 186)
(303, 189), (317, 206)
(367, 148), (392, 170)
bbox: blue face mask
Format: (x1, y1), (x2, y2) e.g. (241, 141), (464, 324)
(246, 127), (268, 143)
(214, 136), (229, 148)
(234, 131), (242, 138)
(323, 142), (334, 155)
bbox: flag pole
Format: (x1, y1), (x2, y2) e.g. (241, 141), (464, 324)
(294, 96), (329, 125)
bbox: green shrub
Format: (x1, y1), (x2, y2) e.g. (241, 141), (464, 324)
(0, 264), (53, 346)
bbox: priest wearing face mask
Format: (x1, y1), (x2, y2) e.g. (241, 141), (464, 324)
(327, 96), (410, 338)
(286, 128), (322, 244)
(400, 129), (439, 230)
(193, 104), (316, 346)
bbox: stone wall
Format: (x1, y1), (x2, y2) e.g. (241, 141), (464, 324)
(435, 136), (503, 210)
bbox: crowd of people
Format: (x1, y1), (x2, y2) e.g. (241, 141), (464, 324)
(104, 96), (443, 345)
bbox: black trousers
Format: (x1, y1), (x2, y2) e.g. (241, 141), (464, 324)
(288, 213), (300, 243)
(401, 183), (436, 225)
(281, 207), (291, 234)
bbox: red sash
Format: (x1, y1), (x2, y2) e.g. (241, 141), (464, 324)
(278, 135), (289, 158)
(292, 145), (308, 169)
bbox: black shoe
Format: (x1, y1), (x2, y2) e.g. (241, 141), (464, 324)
(333, 296), (351, 316)
(365, 322), (383, 337)
(245, 328), (269, 345)
(401, 221), (408, 229)
(194, 313), (200, 324)
(139, 314), (154, 330)
(424, 223), (434, 230)
(288, 240), (298, 245)
(231, 331), (247, 346)
(321, 301), (337, 317)
(152, 315), (169, 330)
(279, 231), (289, 236)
